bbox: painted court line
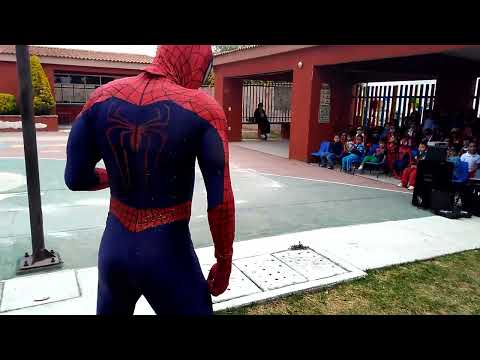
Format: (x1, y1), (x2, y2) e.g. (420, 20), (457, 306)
(245, 169), (411, 194)
(0, 157), (66, 161)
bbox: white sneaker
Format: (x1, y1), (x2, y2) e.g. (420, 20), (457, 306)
(397, 183), (402, 187)
(408, 186), (414, 190)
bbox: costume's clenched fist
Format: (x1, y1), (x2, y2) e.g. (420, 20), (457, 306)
(207, 259), (232, 296)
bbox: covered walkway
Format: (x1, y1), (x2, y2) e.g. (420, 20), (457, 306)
(213, 45), (480, 162)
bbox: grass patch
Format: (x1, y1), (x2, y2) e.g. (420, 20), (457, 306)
(219, 249), (480, 315)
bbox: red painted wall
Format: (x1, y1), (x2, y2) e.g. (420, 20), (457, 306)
(214, 45), (477, 78)
(0, 61), (19, 96)
(214, 73), (243, 141)
(289, 66), (354, 161)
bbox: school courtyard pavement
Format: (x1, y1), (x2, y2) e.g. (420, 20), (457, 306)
(1, 132), (479, 314)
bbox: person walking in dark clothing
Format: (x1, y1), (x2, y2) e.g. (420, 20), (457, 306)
(254, 103), (270, 140)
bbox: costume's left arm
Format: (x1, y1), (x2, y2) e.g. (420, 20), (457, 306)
(65, 107), (109, 191)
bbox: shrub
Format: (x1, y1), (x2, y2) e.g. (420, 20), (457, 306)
(30, 55), (55, 115)
(0, 93), (18, 115)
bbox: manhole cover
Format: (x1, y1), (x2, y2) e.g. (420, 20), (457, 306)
(234, 255), (307, 291)
(273, 249), (348, 281)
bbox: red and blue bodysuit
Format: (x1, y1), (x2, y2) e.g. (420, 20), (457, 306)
(64, 45), (235, 315)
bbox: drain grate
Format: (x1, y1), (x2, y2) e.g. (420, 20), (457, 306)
(272, 249), (348, 281)
(234, 254), (307, 291)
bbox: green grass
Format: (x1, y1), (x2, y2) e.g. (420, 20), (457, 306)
(219, 249), (480, 315)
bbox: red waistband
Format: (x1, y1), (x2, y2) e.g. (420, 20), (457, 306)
(109, 198), (192, 232)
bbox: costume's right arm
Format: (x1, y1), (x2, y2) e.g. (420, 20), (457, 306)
(64, 106), (109, 191)
(197, 124), (235, 262)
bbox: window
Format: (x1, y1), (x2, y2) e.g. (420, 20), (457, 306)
(54, 73), (120, 104)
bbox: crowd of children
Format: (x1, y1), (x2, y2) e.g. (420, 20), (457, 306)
(316, 110), (480, 191)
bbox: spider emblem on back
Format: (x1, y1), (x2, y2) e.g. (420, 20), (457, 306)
(106, 104), (170, 189)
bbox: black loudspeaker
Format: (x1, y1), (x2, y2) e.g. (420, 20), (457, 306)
(426, 144), (448, 162)
(463, 181), (480, 216)
(430, 189), (452, 211)
(412, 160), (453, 209)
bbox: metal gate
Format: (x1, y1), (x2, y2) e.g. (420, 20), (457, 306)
(473, 77), (480, 118)
(352, 80), (437, 128)
(242, 80), (292, 124)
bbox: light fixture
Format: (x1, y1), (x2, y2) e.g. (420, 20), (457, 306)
(297, 61), (303, 69)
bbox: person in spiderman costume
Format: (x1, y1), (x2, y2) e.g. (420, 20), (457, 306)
(64, 45), (235, 315)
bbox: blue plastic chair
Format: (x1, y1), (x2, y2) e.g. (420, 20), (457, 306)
(311, 141), (331, 158)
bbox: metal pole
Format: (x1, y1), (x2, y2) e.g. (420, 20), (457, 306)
(15, 45), (61, 272)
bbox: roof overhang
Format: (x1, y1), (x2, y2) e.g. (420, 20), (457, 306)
(213, 45), (317, 66)
(0, 53), (146, 70)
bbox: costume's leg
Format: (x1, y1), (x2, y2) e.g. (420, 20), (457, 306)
(97, 217), (141, 315)
(138, 223), (213, 316)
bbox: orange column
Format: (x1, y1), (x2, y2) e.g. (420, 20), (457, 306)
(290, 65), (353, 162)
(214, 73), (242, 142)
(290, 64), (317, 161)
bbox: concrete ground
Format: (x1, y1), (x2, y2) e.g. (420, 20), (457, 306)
(0, 132), (428, 281)
(236, 138), (290, 158)
(2, 215), (479, 315)
(1, 130), (480, 315)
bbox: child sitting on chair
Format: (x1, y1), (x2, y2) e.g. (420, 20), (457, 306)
(340, 134), (354, 161)
(398, 141), (428, 190)
(393, 137), (412, 179)
(460, 141), (480, 178)
(358, 140), (386, 171)
(341, 135), (365, 172)
(320, 134), (344, 169)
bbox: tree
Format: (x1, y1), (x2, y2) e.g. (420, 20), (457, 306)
(30, 55), (55, 115)
(204, 69), (215, 87)
(0, 93), (18, 115)
(212, 45), (242, 55)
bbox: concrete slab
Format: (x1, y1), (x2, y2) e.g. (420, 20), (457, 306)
(213, 266), (366, 313)
(200, 264), (262, 303)
(302, 216), (480, 271)
(0, 269), (80, 313)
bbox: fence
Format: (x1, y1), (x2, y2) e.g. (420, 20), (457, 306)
(242, 81), (292, 124)
(201, 82), (293, 124)
(352, 80), (437, 128)
(473, 77), (480, 118)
